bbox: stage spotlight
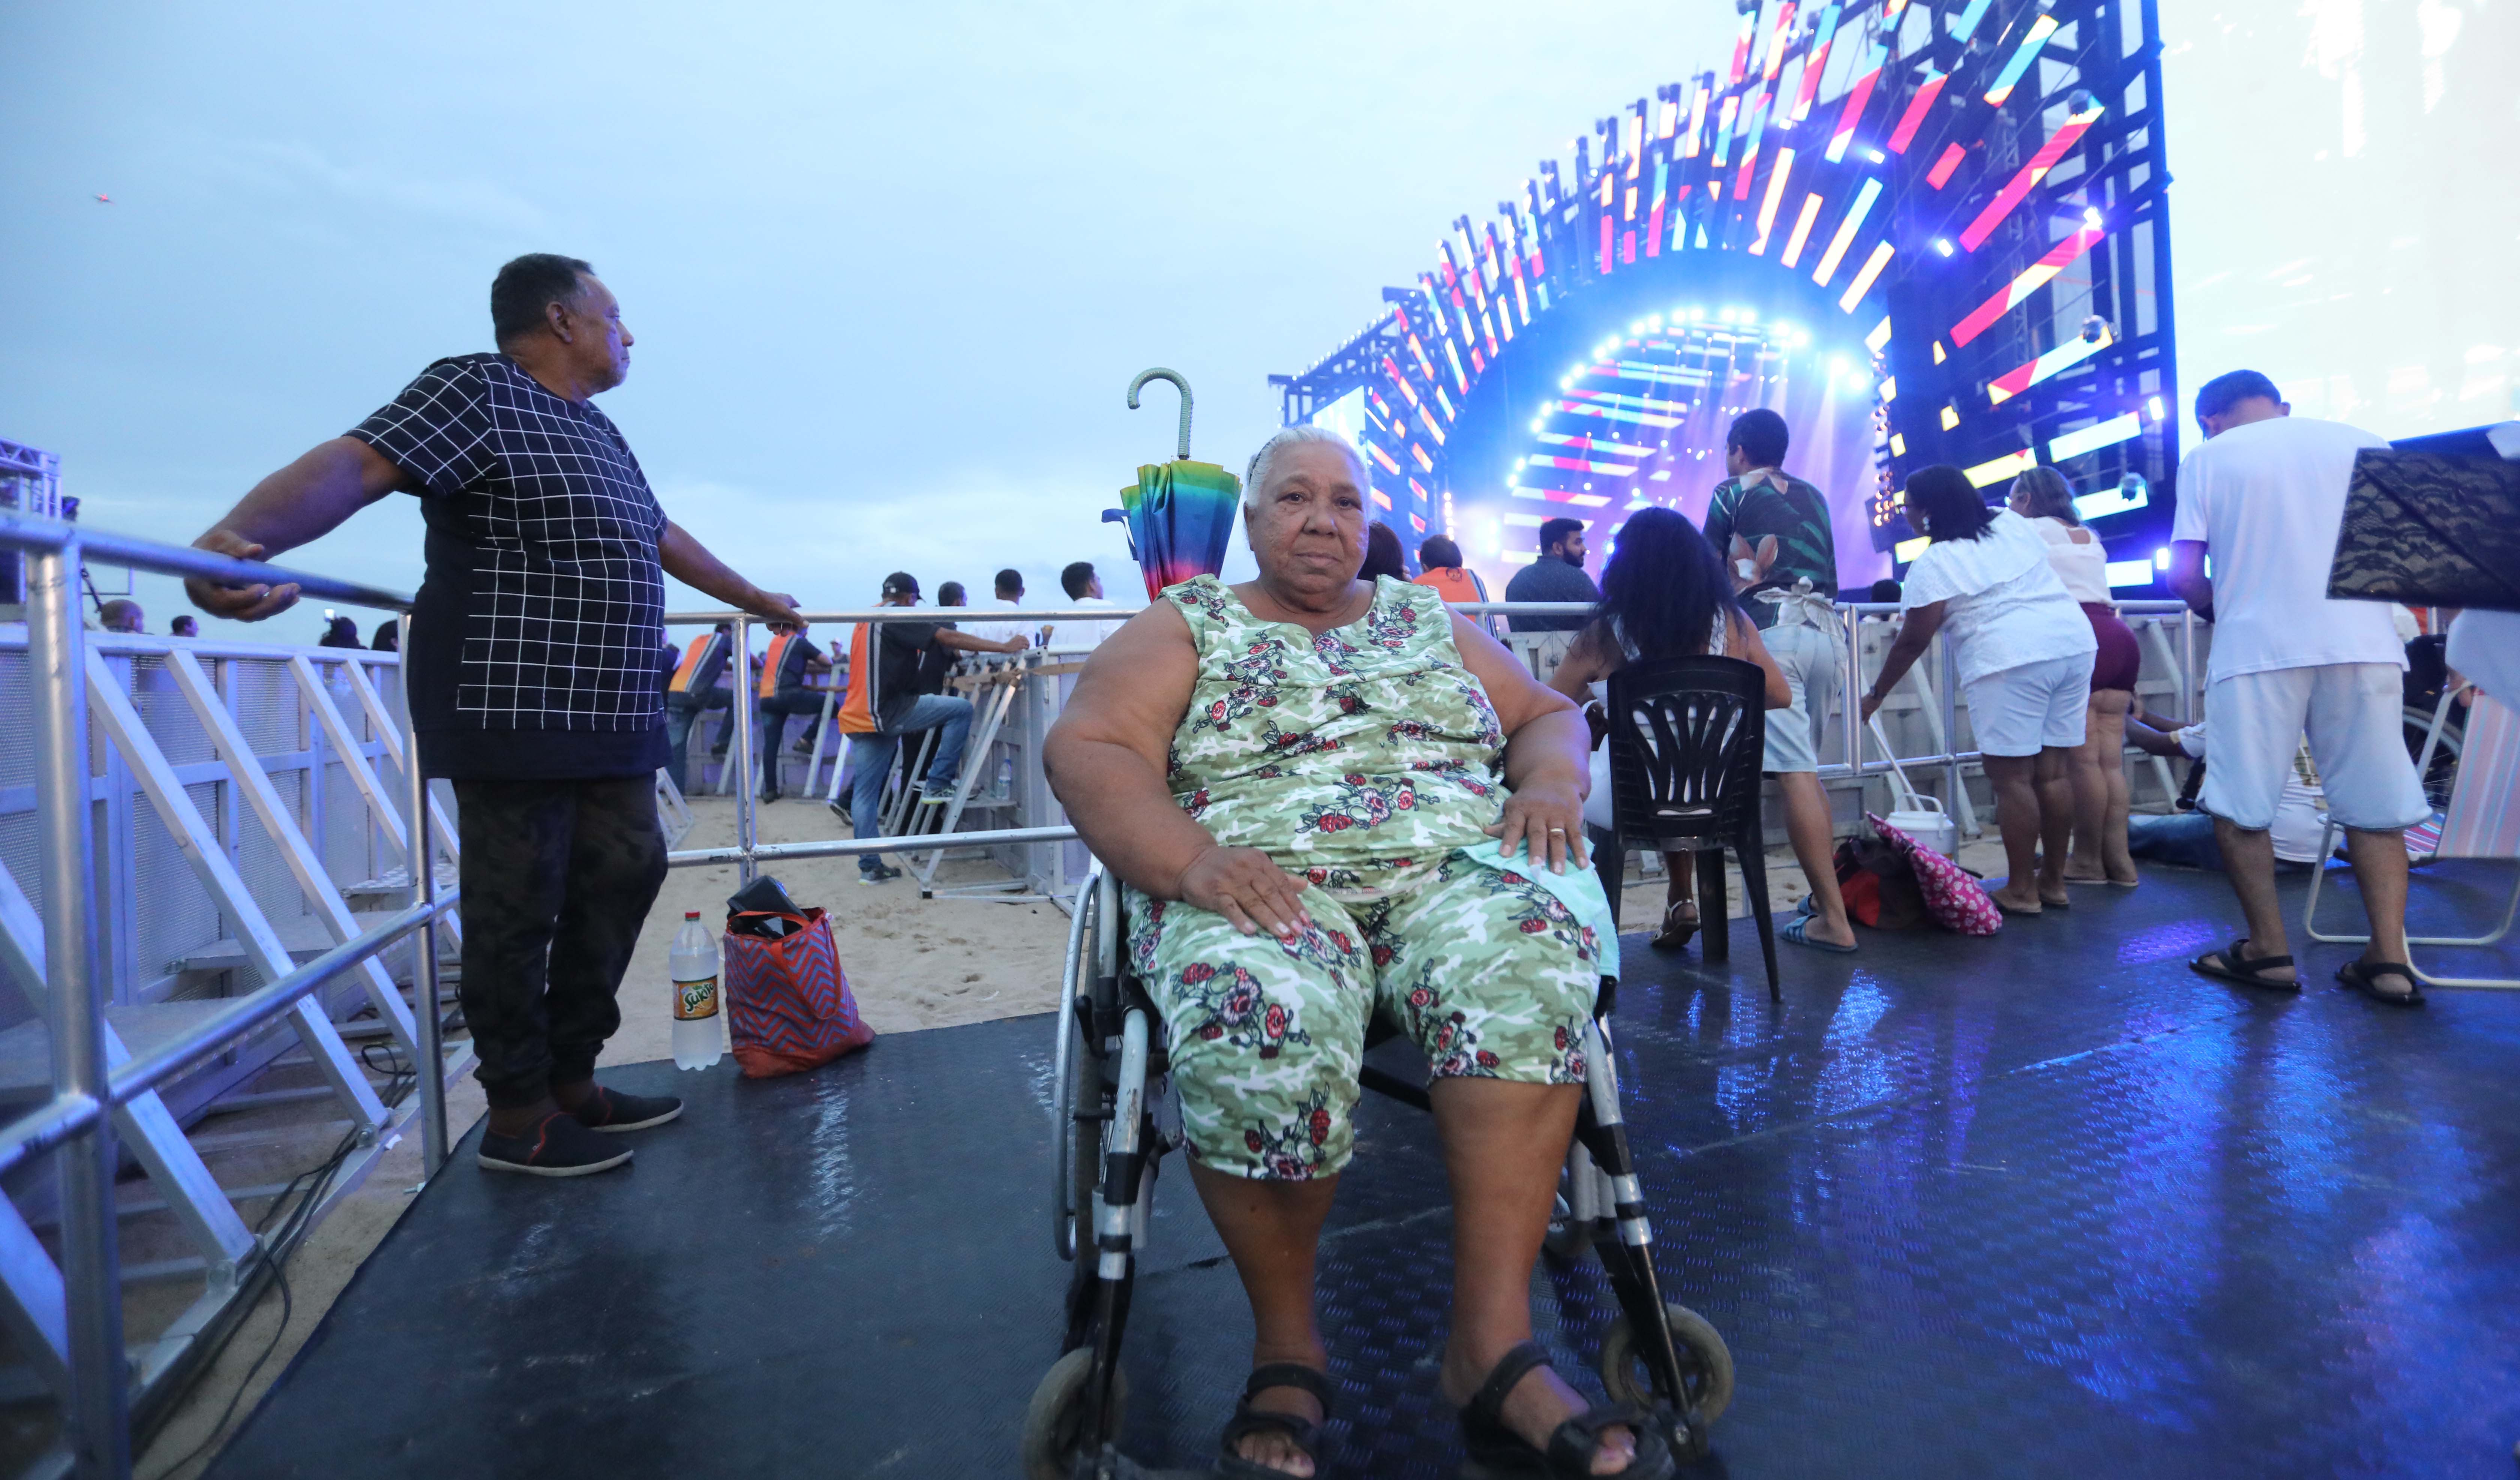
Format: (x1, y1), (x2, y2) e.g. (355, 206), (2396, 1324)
(2146, 394), (2166, 420)
(2083, 206), (2104, 229)
(1864, 148), (1887, 163)
(1830, 355), (1850, 374)
(1741, 307), (1759, 324)
(2080, 314), (2108, 342)
(1933, 238), (1956, 256)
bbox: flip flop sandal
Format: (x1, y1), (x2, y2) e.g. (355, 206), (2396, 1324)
(1218, 1362), (1335, 1479)
(2188, 937), (2300, 992)
(1780, 916), (1857, 954)
(1458, 1341), (1675, 1480)
(2338, 959), (2424, 1007)
(1650, 901), (1699, 950)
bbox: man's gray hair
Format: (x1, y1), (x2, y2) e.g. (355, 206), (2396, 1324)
(1243, 425), (1375, 512)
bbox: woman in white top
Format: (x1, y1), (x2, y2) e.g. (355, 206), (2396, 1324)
(1549, 508), (1789, 950)
(2010, 467), (2143, 888)
(1860, 465), (2097, 914)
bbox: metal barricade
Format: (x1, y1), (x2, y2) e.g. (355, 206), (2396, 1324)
(0, 511), (452, 1479)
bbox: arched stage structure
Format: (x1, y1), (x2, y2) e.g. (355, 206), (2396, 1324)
(1274, 0), (2178, 595)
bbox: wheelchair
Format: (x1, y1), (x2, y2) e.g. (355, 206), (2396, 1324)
(1023, 864), (1736, 1480)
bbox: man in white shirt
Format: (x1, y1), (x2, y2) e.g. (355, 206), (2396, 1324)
(1049, 560), (1125, 652)
(2169, 369), (2429, 1004)
(963, 568), (1037, 652)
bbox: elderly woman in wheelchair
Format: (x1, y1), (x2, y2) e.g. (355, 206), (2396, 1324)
(1040, 426), (1721, 1479)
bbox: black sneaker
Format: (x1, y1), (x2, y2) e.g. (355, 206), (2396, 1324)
(861, 861), (903, 885)
(477, 1113), (635, 1177)
(570, 1084), (684, 1133)
(827, 798), (853, 826)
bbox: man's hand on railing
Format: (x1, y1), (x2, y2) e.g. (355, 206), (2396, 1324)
(185, 530), (303, 622)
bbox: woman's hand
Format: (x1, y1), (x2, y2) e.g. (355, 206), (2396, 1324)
(1859, 690), (1883, 724)
(1176, 845), (1314, 939)
(1485, 777), (1589, 874)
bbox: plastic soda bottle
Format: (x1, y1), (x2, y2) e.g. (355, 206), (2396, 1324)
(670, 911), (725, 1070)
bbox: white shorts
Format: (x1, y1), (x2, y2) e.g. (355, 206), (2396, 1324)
(1964, 654), (2091, 758)
(2199, 663), (2427, 833)
(1761, 620), (1840, 774)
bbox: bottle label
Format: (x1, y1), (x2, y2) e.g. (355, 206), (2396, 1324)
(673, 976), (720, 1020)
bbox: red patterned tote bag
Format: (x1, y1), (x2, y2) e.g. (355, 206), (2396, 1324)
(722, 909), (875, 1078)
(1865, 813), (2003, 936)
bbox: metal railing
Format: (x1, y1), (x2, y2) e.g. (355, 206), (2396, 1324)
(669, 594), (2206, 884)
(655, 605), (1155, 885)
(0, 510), (449, 1479)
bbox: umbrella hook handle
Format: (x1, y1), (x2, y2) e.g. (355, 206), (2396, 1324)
(1127, 368), (1194, 461)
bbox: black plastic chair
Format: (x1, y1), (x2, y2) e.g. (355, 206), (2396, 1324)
(1591, 655), (1780, 1001)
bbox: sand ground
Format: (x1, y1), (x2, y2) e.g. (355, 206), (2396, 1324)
(132, 797), (2016, 1476)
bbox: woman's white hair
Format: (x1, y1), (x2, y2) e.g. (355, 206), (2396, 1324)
(1243, 425), (1375, 512)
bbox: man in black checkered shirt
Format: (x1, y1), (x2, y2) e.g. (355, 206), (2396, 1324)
(186, 254), (803, 1178)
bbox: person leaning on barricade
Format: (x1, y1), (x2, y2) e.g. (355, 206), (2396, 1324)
(1043, 425), (1672, 1479)
(841, 572), (1025, 885)
(183, 252), (804, 1179)
(1863, 466), (2097, 915)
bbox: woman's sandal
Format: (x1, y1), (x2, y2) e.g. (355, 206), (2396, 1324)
(1458, 1341), (1675, 1480)
(1217, 1363), (1335, 1479)
(2189, 937), (2300, 992)
(1650, 900), (1698, 951)
(1780, 916), (1857, 954)
(2338, 959), (2424, 1008)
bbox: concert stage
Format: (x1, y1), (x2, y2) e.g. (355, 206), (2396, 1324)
(210, 863), (2520, 1478)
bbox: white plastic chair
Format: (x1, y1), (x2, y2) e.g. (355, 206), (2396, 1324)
(2305, 685), (2520, 988)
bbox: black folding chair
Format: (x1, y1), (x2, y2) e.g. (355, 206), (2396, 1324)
(1591, 655), (1780, 1001)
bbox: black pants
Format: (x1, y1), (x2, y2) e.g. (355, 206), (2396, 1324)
(756, 687), (826, 792)
(454, 776), (669, 1109)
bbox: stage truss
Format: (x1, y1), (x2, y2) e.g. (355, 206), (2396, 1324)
(1273, 0), (2177, 578)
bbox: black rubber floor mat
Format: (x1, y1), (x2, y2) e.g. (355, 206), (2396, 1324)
(208, 863), (2520, 1478)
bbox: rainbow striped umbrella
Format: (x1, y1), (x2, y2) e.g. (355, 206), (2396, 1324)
(1103, 369), (1241, 599)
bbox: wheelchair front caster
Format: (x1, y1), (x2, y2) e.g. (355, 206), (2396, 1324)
(1021, 1348), (1129, 1480)
(1542, 1189), (1591, 1264)
(1598, 1300), (1734, 1430)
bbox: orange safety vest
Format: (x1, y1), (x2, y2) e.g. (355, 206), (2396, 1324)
(759, 631), (804, 698)
(833, 624), (878, 735)
(668, 632), (726, 695)
(1412, 566), (1486, 604)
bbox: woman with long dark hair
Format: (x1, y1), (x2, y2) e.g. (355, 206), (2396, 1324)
(1549, 507), (1788, 949)
(1862, 465), (2096, 914)
(2010, 466), (2141, 887)
(1358, 521), (1407, 583)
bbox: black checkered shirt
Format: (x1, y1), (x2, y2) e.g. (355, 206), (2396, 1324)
(352, 354), (670, 780)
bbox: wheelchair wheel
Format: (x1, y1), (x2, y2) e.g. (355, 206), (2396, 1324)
(1598, 1302), (1733, 1425)
(1022, 1348), (1128, 1480)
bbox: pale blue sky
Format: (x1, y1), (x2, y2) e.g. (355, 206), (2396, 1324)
(3, 3), (2510, 637)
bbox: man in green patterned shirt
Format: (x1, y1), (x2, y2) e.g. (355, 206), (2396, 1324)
(1700, 409), (1858, 953)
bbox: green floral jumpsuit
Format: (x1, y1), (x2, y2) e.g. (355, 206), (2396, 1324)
(1126, 575), (1609, 1182)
